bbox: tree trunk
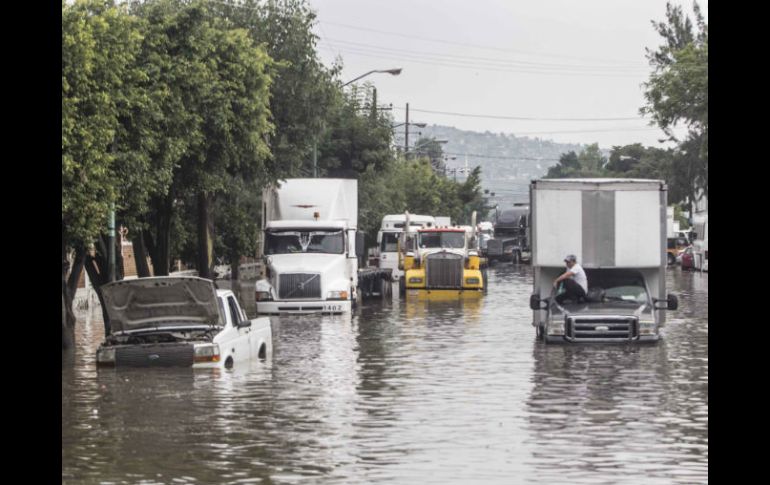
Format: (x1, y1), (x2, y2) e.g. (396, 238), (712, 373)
(84, 253), (111, 337)
(197, 191), (214, 279)
(67, 246), (86, 296)
(150, 194), (173, 276)
(132, 230), (152, 277)
(62, 250), (75, 349)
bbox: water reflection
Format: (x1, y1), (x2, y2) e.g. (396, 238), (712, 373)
(62, 268), (707, 484)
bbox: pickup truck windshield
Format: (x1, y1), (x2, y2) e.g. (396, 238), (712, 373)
(265, 230), (344, 255)
(419, 232), (465, 249)
(583, 269), (650, 305)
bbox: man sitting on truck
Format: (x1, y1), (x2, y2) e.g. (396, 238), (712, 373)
(553, 254), (588, 304)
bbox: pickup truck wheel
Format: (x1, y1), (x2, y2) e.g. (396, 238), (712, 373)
(258, 344), (266, 360)
(224, 356), (234, 369)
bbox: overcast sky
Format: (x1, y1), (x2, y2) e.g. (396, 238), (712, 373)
(307, 0), (707, 150)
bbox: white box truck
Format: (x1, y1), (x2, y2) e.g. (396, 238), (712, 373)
(529, 179), (678, 343)
(255, 179), (362, 314)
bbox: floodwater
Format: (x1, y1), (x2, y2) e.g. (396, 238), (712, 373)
(62, 266), (708, 484)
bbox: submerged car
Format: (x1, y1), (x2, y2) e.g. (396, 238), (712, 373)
(96, 277), (272, 368)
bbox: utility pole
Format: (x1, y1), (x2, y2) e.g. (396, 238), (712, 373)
(404, 102), (409, 156)
(108, 202), (115, 282)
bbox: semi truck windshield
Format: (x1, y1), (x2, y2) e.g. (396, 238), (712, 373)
(419, 232), (465, 249)
(265, 230), (344, 254)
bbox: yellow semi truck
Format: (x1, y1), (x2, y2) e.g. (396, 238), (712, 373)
(403, 225), (486, 299)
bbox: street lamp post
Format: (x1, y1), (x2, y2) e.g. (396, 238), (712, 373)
(342, 68), (402, 87)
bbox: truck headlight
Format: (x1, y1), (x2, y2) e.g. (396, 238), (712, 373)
(465, 277), (480, 285)
(328, 290), (348, 300)
(408, 277), (423, 284)
(255, 291), (272, 301)
(96, 347), (115, 366)
(194, 343), (220, 363)
(548, 321), (564, 335)
(639, 320), (656, 335)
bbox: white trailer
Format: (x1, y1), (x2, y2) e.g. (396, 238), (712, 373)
(529, 179), (678, 343)
(255, 179), (362, 314)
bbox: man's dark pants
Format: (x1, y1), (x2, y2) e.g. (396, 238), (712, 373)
(555, 278), (586, 304)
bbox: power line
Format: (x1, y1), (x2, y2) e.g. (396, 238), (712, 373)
(443, 152), (560, 161)
(392, 107), (643, 122)
(327, 46), (647, 78)
(323, 38), (649, 72)
(320, 20), (647, 66)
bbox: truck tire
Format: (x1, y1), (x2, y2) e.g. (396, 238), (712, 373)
(481, 268), (489, 293)
(399, 277), (406, 297)
(512, 251), (520, 265)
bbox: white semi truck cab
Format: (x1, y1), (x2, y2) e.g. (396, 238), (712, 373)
(528, 179), (678, 343)
(255, 179), (362, 314)
(375, 213), (436, 282)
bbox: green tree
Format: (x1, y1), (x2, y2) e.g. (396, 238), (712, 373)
(62, 0), (147, 346)
(641, 1), (708, 208)
(129, 0), (275, 279)
(215, 0), (341, 178)
(318, 85), (394, 177)
(545, 144), (606, 178)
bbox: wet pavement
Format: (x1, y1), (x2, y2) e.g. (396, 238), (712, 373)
(62, 265), (707, 484)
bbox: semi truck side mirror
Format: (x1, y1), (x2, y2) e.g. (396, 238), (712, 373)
(530, 294), (548, 311)
(653, 294), (678, 311)
(355, 232), (365, 258)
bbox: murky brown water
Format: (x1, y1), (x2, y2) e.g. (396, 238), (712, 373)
(62, 266), (707, 484)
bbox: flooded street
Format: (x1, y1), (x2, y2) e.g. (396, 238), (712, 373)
(62, 266), (707, 484)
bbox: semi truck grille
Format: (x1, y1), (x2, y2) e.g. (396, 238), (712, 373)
(279, 273), (321, 299)
(115, 343), (194, 367)
(426, 253), (463, 288)
(487, 239), (503, 256)
(565, 316), (639, 341)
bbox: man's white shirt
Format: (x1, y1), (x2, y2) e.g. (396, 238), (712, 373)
(568, 263), (588, 292)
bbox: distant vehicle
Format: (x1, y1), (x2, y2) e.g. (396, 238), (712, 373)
(96, 277), (272, 368)
(476, 221), (495, 254)
(692, 212), (708, 272)
(375, 214), (436, 282)
(678, 246), (695, 270)
(667, 237), (690, 265)
(487, 204), (530, 264)
(529, 179), (678, 343)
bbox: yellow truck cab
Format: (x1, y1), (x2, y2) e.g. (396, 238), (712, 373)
(403, 226), (486, 299)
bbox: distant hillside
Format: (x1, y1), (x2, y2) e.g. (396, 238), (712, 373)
(403, 125), (589, 206)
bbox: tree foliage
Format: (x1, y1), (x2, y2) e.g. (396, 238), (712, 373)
(642, 1), (708, 199)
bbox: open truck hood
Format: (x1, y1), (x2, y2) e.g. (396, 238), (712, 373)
(100, 277), (222, 334)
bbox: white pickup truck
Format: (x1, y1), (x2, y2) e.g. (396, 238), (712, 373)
(96, 277), (272, 368)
